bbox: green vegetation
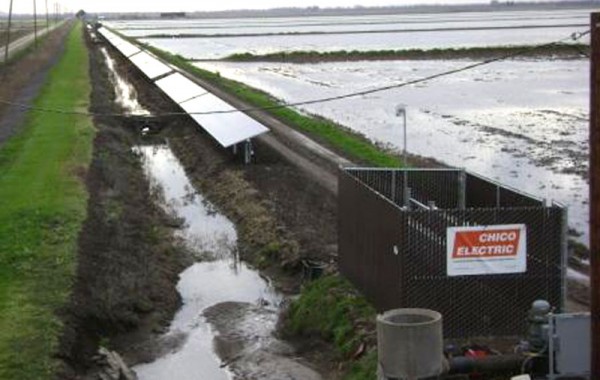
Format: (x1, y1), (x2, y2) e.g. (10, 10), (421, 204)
(221, 43), (589, 63)
(0, 23), (94, 379)
(283, 275), (377, 379)
(346, 350), (377, 380)
(137, 42), (402, 167)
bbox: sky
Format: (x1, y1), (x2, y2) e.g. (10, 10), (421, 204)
(0, 0), (565, 15)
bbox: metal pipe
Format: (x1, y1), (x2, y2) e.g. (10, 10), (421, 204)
(448, 354), (526, 376)
(590, 11), (600, 380)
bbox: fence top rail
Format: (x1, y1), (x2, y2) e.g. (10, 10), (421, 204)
(340, 167), (565, 212)
(466, 171), (546, 205)
(342, 166), (464, 173)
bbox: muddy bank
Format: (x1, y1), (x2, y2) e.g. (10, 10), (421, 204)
(57, 31), (186, 378)
(204, 301), (322, 380)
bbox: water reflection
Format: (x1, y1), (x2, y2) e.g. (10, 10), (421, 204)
(132, 145), (280, 380)
(101, 47), (150, 116)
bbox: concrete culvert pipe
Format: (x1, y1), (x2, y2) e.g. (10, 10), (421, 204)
(377, 308), (444, 380)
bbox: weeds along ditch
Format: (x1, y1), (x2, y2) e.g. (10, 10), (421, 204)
(0, 23), (94, 379)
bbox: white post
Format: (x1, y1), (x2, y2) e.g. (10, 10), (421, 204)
(395, 105), (407, 167)
(396, 105), (409, 207)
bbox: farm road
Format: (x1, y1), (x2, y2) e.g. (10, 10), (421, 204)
(0, 22), (72, 146)
(0, 21), (65, 62)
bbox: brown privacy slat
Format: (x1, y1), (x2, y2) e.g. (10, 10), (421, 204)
(339, 168), (565, 338)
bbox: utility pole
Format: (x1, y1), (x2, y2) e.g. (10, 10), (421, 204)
(4, 0), (14, 64)
(45, 0), (49, 31)
(33, 0), (38, 47)
(590, 11), (600, 380)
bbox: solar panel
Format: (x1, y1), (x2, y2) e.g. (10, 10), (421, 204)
(112, 39), (141, 57)
(129, 52), (173, 80)
(155, 73), (207, 104)
(98, 28), (141, 57)
(179, 94), (269, 148)
(97, 27), (113, 40)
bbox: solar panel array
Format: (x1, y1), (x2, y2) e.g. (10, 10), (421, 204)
(179, 92), (270, 148)
(129, 52), (173, 80)
(97, 26), (270, 148)
(155, 73), (206, 104)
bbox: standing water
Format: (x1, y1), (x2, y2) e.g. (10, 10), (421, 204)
(101, 47), (150, 116)
(100, 43), (321, 379)
(132, 145), (281, 380)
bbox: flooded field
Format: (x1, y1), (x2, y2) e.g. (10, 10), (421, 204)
(105, 9), (590, 59)
(195, 59), (590, 242)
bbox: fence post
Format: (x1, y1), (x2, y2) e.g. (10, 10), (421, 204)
(391, 170), (397, 204)
(589, 12), (600, 379)
(496, 184), (501, 208)
(560, 206), (568, 312)
(458, 169), (466, 210)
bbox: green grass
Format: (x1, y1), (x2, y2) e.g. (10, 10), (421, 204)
(136, 42), (402, 167)
(283, 275), (377, 379)
(0, 22), (94, 379)
(221, 43), (589, 62)
(284, 276), (375, 355)
(345, 350), (377, 380)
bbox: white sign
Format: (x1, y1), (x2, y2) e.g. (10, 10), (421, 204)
(446, 224), (527, 276)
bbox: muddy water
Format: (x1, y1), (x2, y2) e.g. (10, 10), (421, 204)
(101, 45), (319, 380)
(132, 145), (284, 380)
(100, 47), (150, 115)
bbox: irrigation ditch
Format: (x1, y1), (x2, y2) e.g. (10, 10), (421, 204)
(56, 26), (353, 379)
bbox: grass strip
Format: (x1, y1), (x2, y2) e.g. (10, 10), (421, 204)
(134, 41), (402, 167)
(221, 43), (589, 63)
(282, 275), (377, 379)
(0, 22), (94, 379)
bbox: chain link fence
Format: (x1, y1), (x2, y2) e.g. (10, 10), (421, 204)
(339, 167), (566, 338)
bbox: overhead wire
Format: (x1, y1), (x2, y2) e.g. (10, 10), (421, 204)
(0, 28), (591, 119)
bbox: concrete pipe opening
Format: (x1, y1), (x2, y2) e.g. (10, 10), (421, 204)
(377, 308), (444, 380)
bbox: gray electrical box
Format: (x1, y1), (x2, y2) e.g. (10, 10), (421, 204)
(550, 313), (590, 378)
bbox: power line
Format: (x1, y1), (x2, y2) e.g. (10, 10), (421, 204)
(0, 28), (590, 119)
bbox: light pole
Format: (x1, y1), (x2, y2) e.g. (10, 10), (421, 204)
(396, 104), (410, 208)
(395, 104), (407, 167)
(4, 0), (14, 64)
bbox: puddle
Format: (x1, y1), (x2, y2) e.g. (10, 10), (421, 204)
(101, 47), (150, 116)
(131, 145), (283, 380)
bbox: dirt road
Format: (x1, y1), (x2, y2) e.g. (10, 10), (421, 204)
(0, 22), (71, 145)
(0, 22), (64, 63)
